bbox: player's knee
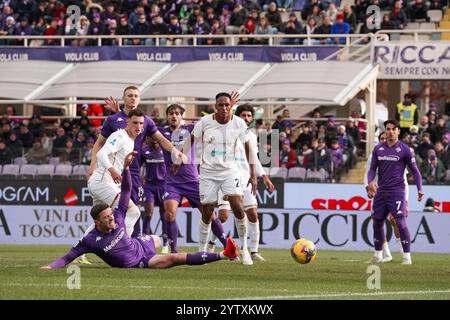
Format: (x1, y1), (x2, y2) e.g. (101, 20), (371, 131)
(218, 209), (230, 223)
(245, 208), (258, 222)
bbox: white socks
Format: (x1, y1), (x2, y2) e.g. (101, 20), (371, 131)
(248, 220), (260, 253)
(382, 242), (392, 258)
(198, 219), (211, 252)
(125, 206), (141, 237)
(235, 215), (248, 250)
(374, 250), (383, 259)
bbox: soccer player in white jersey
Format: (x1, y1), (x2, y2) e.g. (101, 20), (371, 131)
(176, 92), (257, 265)
(364, 131), (409, 262)
(87, 108), (145, 237)
(210, 104), (274, 262)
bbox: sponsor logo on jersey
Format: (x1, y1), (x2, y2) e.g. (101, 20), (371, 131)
(110, 138), (117, 146)
(377, 155), (400, 161)
(96, 236), (102, 242)
(117, 117), (124, 122)
(396, 147), (401, 152)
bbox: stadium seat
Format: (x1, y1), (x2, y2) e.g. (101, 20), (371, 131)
(35, 164), (55, 179)
(288, 167), (306, 182)
(53, 164), (73, 179)
(0, 164), (20, 180)
(420, 22), (436, 30)
(19, 164), (38, 180)
(270, 167), (288, 180)
(405, 22), (420, 30)
(428, 9), (443, 22)
(49, 157), (60, 165)
(72, 165), (89, 179)
(13, 157), (27, 166)
(306, 169), (326, 182)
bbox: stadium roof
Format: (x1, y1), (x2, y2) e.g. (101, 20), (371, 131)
(0, 60), (378, 107)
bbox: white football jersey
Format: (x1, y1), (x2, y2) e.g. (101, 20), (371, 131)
(192, 114), (249, 176)
(92, 129), (134, 184)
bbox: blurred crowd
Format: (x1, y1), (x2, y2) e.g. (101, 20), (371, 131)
(0, 0), (447, 46)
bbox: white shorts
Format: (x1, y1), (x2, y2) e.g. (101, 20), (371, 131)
(218, 183), (257, 211)
(199, 173), (243, 204)
(88, 177), (121, 208)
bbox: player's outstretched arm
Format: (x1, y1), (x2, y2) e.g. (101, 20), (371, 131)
(152, 131), (187, 164)
(230, 91), (240, 107)
(41, 247), (86, 269)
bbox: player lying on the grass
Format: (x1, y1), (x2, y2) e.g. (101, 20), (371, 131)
(41, 152), (238, 269)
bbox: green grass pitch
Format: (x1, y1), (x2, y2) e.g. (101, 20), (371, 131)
(0, 245), (449, 300)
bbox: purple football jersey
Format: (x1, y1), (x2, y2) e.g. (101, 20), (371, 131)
(141, 143), (166, 184)
(49, 169), (155, 268)
(367, 140), (422, 193)
(158, 125), (198, 184)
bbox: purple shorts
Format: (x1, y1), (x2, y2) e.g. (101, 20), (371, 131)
(163, 181), (201, 208)
(134, 235), (157, 268)
(130, 174), (143, 205)
(372, 191), (406, 220)
(142, 183), (165, 207)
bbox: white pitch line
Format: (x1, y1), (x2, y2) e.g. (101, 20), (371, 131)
(233, 289), (450, 300)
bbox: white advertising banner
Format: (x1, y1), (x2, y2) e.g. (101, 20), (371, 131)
(0, 206), (448, 253)
(374, 42), (450, 79)
(284, 183), (450, 213)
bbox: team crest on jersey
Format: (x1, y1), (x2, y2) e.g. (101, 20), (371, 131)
(145, 151), (150, 154)
(117, 117), (124, 122)
(110, 138), (117, 146)
(96, 236), (102, 242)
(379, 147), (384, 150)
(396, 147), (401, 152)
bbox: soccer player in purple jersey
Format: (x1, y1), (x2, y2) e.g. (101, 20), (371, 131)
(41, 152), (238, 270)
(88, 86), (185, 208)
(140, 136), (166, 244)
(367, 120), (424, 265)
(159, 104), (229, 254)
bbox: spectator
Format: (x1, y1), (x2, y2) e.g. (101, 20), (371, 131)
(205, 5), (219, 26)
(0, 121), (12, 141)
(423, 155), (445, 184)
(128, 4), (145, 28)
(86, 103), (104, 128)
(296, 125), (313, 149)
(337, 124), (356, 168)
(219, 5), (231, 31)
(52, 127), (69, 156)
(380, 13), (396, 31)
(297, 143), (313, 168)
(43, 17), (59, 46)
(279, 139), (297, 168)
(431, 117), (448, 144)
(28, 114), (44, 137)
(330, 12), (351, 45)
(395, 93), (418, 138)
(103, 18), (119, 46)
(435, 139), (450, 168)
(417, 132), (434, 160)
(417, 115), (429, 133)
(427, 109), (438, 126)
(226, 3), (246, 34)
(0, 138), (12, 165)
(329, 139), (343, 182)
(0, 16), (16, 45)
(102, 2), (119, 23)
(254, 16), (277, 44)
(280, 108), (294, 129)
(76, 15), (90, 46)
(409, 125), (420, 149)
(312, 137), (332, 174)
(324, 117), (338, 147)
(265, 2), (282, 31)
(207, 18), (225, 45)
(325, 2), (338, 23)
(117, 15), (131, 45)
(390, 0), (408, 29)
(192, 14), (210, 45)
(25, 138), (49, 165)
(408, 0), (429, 22)
(423, 198), (440, 212)
(73, 131), (87, 149)
(343, 4), (357, 33)
(40, 129), (53, 155)
(346, 117), (361, 148)
(131, 14), (151, 45)
(59, 139), (81, 165)
(167, 15), (183, 46)
(311, 15), (332, 45)
(81, 137), (95, 165)
(87, 12), (105, 45)
(16, 123), (34, 149)
(281, 12), (302, 45)
(149, 15), (169, 45)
